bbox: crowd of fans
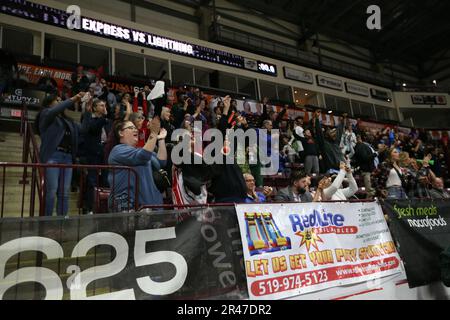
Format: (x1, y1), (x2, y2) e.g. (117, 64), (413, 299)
(5, 61), (450, 215)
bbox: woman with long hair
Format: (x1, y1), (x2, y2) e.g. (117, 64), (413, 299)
(374, 147), (409, 199)
(37, 92), (85, 216)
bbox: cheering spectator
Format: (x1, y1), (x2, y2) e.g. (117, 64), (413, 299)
(129, 113), (149, 148)
(297, 129), (320, 175)
(37, 92), (85, 216)
(99, 81), (117, 116)
(314, 162), (358, 201)
(89, 77), (103, 97)
(80, 98), (110, 214)
(209, 96), (247, 203)
(291, 116), (305, 159)
(374, 147), (409, 199)
(341, 124), (357, 157)
(71, 64), (90, 100)
(352, 135), (377, 198)
(132, 89), (148, 117)
(108, 119), (167, 211)
(313, 110), (346, 173)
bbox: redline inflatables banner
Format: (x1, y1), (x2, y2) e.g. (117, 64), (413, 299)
(235, 202), (402, 300)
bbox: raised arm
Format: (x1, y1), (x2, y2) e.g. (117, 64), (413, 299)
(313, 110), (325, 150)
(322, 163), (347, 199)
(336, 114), (347, 145)
(341, 170), (358, 199)
(123, 100), (132, 121)
(133, 91), (139, 113)
(40, 93), (84, 129)
(261, 97), (269, 121)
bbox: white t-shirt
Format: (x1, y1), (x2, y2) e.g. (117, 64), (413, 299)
(386, 168), (403, 188)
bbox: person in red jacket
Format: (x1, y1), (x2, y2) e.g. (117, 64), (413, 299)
(132, 89), (148, 117)
(130, 113), (150, 148)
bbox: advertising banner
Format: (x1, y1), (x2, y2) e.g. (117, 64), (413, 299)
(0, 207), (247, 300)
(345, 82), (369, 97)
(383, 199), (450, 288)
(235, 202), (402, 300)
(17, 63), (72, 90)
(316, 75), (343, 91)
(411, 95), (447, 105)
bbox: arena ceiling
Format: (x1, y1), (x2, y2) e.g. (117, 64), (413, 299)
(174, 0), (450, 78)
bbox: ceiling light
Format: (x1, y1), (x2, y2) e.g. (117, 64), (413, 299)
(328, 110), (333, 114)
(402, 83), (407, 87)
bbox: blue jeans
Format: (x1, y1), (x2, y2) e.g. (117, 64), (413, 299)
(45, 151), (73, 216)
(387, 186), (408, 200)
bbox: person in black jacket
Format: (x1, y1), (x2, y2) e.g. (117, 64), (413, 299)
(80, 99), (111, 213)
(352, 135), (376, 198)
(297, 129), (320, 174)
(312, 109), (346, 173)
(209, 95), (247, 203)
(38, 92), (85, 216)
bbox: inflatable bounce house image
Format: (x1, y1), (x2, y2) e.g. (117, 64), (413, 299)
(245, 212), (291, 256)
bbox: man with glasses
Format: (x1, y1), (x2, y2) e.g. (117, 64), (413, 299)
(244, 173), (273, 203)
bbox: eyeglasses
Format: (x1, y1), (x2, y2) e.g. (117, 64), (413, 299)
(122, 126), (137, 131)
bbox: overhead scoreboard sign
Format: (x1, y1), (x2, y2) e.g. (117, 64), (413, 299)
(1, 0), (277, 77)
(235, 202), (402, 300)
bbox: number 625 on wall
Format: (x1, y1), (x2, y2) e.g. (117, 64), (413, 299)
(0, 227), (188, 300)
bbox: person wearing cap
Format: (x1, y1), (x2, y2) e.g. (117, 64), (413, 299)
(314, 162), (358, 201)
(312, 110), (346, 173)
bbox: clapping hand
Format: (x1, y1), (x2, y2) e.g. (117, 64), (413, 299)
(262, 186), (273, 197)
(157, 128), (167, 140)
(148, 117), (161, 135)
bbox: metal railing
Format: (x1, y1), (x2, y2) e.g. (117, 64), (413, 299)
(0, 162), (140, 217)
(12, 100), (142, 217)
